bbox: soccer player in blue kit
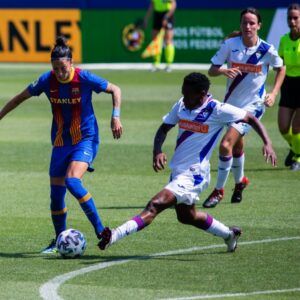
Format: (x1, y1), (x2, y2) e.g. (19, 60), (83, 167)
(0, 36), (123, 253)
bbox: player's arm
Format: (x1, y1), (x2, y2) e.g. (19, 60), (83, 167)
(264, 65), (286, 107)
(0, 88), (32, 120)
(162, 0), (176, 28)
(153, 123), (175, 172)
(105, 82), (123, 139)
(241, 112), (277, 166)
(208, 64), (242, 79)
(165, 0), (176, 19)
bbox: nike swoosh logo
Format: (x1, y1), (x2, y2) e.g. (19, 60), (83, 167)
(232, 49), (239, 52)
(50, 89), (58, 92)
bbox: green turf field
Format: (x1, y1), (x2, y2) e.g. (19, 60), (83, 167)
(0, 66), (299, 300)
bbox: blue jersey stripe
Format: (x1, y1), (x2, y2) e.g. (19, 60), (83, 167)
(199, 128), (223, 162)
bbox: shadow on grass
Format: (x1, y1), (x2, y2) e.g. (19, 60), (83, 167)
(0, 252), (41, 258)
(210, 166), (287, 173)
(40, 247), (227, 264)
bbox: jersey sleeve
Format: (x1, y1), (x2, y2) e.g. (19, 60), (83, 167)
(27, 71), (50, 96)
(162, 101), (181, 125)
(216, 102), (247, 124)
(80, 70), (108, 93)
(268, 44), (284, 68)
(211, 39), (230, 65)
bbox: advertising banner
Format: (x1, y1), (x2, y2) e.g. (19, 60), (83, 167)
(0, 9), (276, 63)
(81, 9), (275, 63)
(0, 9), (81, 62)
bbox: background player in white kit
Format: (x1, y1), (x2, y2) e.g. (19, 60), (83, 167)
(203, 7), (286, 208)
(98, 72), (276, 252)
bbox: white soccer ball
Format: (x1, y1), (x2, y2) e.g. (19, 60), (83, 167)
(56, 229), (86, 258)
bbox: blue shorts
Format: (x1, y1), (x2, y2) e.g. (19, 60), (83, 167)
(49, 140), (99, 177)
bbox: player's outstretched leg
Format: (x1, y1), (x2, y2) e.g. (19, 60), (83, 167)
(98, 215), (146, 250)
(98, 227), (112, 250)
(176, 206), (242, 252)
(224, 226), (242, 252)
(98, 189), (176, 250)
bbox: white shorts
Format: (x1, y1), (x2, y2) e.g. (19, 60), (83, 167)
(164, 165), (210, 205)
(230, 104), (265, 136)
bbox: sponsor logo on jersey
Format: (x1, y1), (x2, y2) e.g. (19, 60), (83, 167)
(179, 119), (209, 133)
(50, 97), (81, 104)
(231, 61), (262, 73)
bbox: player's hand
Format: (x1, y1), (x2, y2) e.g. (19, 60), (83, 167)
(264, 93), (276, 107)
(262, 144), (277, 167)
(223, 67), (242, 79)
(153, 153), (167, 172)
(111, 117), (123, 139)
(162, 19), (168, 29)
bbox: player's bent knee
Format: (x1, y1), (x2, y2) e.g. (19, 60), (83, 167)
(146, 198), (166, 215)
(176, 211), (195, 225)
(177, 214), (191, 224)
(65, 177), (80, 194)
(220, 140), (232, 153)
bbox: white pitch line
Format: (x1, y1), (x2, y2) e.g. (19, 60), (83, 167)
(160, 288), (300, 300)
(39, 236), (300, 300)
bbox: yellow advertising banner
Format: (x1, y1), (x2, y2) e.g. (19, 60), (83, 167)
(0, 9), (81, 62)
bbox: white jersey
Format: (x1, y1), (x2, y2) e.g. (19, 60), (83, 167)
(211, 36), (283, 109)
(163, 95), (247, 175)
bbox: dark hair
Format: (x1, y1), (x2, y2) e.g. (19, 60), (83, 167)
(240, 7), (262, 24)
(225, 30), (242, 40)
(288, 3), (300, 12)
(183, 72), (210, 93)
(51, 36), (72, 61)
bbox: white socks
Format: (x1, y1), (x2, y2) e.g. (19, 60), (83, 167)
(111, 220), (139, 244)
(216, 156), (233, 189)
(206, 218), (231, 239)
(232, 153), (245, 183)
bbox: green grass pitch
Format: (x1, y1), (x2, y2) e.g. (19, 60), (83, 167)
(0, 66), (299, 299)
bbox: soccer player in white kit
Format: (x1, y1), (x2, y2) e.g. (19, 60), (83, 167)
(98, 73), (276, 253)
(203, 7), (286, 208)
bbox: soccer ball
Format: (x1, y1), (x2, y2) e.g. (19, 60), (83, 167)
(56, 229), (86, 258)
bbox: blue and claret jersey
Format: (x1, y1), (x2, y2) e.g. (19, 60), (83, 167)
(28, 67), (108, 147)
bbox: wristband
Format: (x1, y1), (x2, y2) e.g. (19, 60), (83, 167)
(112, 108), (120, 118)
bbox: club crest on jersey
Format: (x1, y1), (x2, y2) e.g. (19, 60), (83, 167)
(255, 51), (262, 59)
(72, 87), (80, 95)
(194, 101), (216, 122)
(198, 109), (210, 120)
